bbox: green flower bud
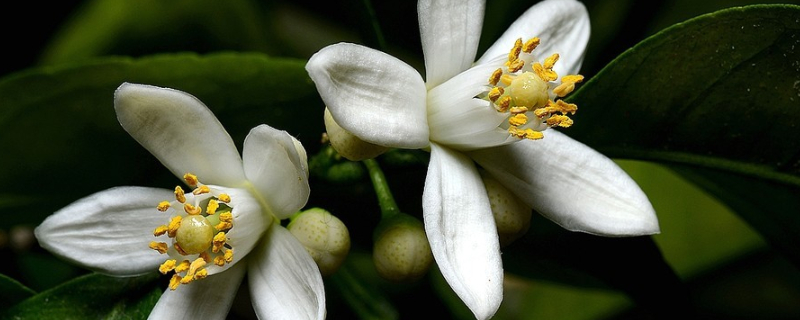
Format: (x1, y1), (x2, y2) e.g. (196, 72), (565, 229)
(324, 108), (388, 161)
(373, 214), (432, 282)
(480, 170), (531, 247)
(288, 207), (350, 276)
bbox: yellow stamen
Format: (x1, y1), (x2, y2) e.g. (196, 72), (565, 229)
(509, 127), (544, 140)
(547, 115), (574, 128)
(192, 185), (210, 195)
(180, 258), (207, 284)
(167, 216), (182, 237)
(159, 260), (177, 274)
(488, 87), (504, 102)
(184, 203), (202, 215)
(206, 199), (219, 215)
(507, 38), (523, 63)
(149, 241), (168, 254)
(488, 68), (503, 86)
(175, 260), (190, 273)
(553, 82), (575, 97)
(153, 225), (169, 237)
(495, 96), (511, 112)
(562, 74), (584, 84)
(509, 106), (529, 114)
(554, 100), (578, 114)
(509, 114), (528, 126)
(214, 255), (227, 266)
(500, 74), (515, 86)
(219, 212), (233, 223)
(218, 194), (231, 203)
(532, 62), (557, 82)
(507, 59), (524, 73)
(174, 186), (186, 203)
(183, 173), (199, 187)
(212, 232), (227, 253)
(522, 37), (540, 53)
(168, 274), (182, 290)
(544, 53), (559, 70)
(194, 268), (208, 280)
(224, 249), (234, 263)
(157, 201), (171, 212)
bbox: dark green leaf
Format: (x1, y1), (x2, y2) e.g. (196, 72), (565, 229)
(329, 261), (399, 320)
(0, 53), (323, 227)
(0, 273), (35, 311)
(1, 273), (160, 320)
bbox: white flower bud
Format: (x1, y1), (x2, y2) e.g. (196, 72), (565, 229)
(373, 215), (432, 282)
(480, 170), (531, 247)
(288, 207), (350, 276)
(324, 108), (388, 161)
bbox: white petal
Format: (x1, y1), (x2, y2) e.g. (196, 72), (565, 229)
(114, 83), (246, 187)
(422, 143), (502, 320)
(427, 60), (516, 150)
(242, 125), (310, 220)
(248, 224), (326, 320)
(476, 0), (590, 76)
(306, 43), (429, 149)
(34, 187), (172, 276)
(202, 187), (272, 275)
(418, 0), (485, 88)
(468, 130), (660, 236)
(148, 260), (246, 320)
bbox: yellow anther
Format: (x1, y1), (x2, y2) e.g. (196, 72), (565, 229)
(488, 68), (503, 86)
(174, 242), (188, 255)
(192, 185), (210, 195)
(159, 259), (177, 274)
(554, 100), (578, 114)
(509, 127), (544, 140)
(508, 59), (524, 73)
(500, 74), (515, 86)
(168, 274), (182, 290)
(153, 225), (169, 237)
(509, 114), (529, 126)
(547, 115), (574, 128)
(219, 212), (233, 223)
(157, 201), (171, 212)
(224, 249), (234, 263)
(212, 232), (227, 253)
(532, 63), (558, 82)
(509, 106), (529, 114)
(194, 268), (208, 280)
(562, 74), (584, 84)
(175, 260), (190, 273)
(544, 53), (559, 70)
(507, 38), (523, 63)
(214, 255), (227, 266)
(184, 258), (207, 280)
(218, 194), (231, 203)
(206, 199), (219, 215)
(523, 37), (540, 53)
(149, 241), (168, 254)
(553, 82), (575, 97)
(174, 186), (186, 203)
(215, 221), (233, 232)
(184, 203), (202, 215)
(167, 216), (182, 237)
(183, 173), (199, 187)
(180, 274), (194, 284)
(488, 87), (504, 102)
(495, 96), (511, 112)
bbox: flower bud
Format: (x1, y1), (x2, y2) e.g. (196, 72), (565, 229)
(480, 170), (531, 247)
(324, 108), (388, 161)
(287, 207), (350, 276)
(372, 214), (432, 282)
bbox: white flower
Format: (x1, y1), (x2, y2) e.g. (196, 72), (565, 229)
(35, 83), (325, 320)
(305, 0), (659, 318)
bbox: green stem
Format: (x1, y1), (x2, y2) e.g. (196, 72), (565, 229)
(360, 0), (387, 51)
(363, 158), (400, 219)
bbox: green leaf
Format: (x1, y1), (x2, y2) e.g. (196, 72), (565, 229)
(567, 5), (800, 265)
(0, 274), (35, 311)
(1, 273), (160, 320)
(329, 261), (399, 320)
(0, 53), (323, 227)
(39, 0), (275, 65)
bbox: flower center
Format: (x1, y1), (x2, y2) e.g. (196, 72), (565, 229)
(484, 37), (584, 140)
(148, 173), (236, 290)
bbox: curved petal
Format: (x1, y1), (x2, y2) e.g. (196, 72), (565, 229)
(114, 83), (246, 187)
(418, 0), (485, 88)
(242, 125), (310, 219)
(148, 260), (246, 320)
(468, 130), (660, 236)
(476, 0), (590, 76)
(306, 43), (429, 149)
(427, 60), (515, 150)
(248, 224), (325, 320)
(422, 143), (502, 320)
(34, 187), (172, 276)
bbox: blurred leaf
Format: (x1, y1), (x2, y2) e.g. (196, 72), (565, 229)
(0, 53), (323, 228)
(2, 273), (160, 320)
(39, 0), (275, 65)
(329, 262), (399, 320)
(567, 5), (800, 266)
(0, 273), (35, 311)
